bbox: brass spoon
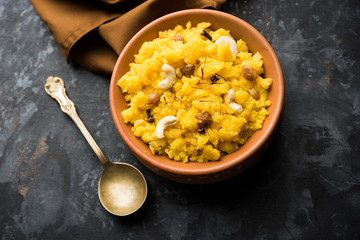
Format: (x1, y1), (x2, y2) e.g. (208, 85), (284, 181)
(44, 76), (147, 216)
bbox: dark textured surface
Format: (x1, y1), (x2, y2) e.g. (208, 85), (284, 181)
(1, 0), (360, 239)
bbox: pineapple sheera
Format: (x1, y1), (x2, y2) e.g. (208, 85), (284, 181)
(117, 22), (272, 163)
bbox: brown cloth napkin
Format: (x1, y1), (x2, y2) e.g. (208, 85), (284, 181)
(30, 0), (226, 74)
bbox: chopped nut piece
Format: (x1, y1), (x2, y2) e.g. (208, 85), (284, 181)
(242, 65), (257, 81)
(155, 116), (177, 138)
(148, 92), (161, 105)
(158, 64), (176, 89)
(172, 35), (185, 43)
(225, 89), (243, 113)
(249, 88), (260, 100)
(215, 36), (238, 57)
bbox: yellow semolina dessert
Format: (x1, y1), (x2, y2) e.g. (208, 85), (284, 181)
(117, 22), (272, 163)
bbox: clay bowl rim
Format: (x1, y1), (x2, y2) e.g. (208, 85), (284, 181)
(109, 9), (284, 176)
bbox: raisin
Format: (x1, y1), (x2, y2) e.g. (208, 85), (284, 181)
(242, 65), (257, 81)
(210, 75), (219, 83)
(181, 64), (195, 77)
(196, 112), (212, 134)
(146, 109), (155, 123)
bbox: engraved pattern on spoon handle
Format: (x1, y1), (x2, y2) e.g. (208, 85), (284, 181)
(44, 76), (109, 165)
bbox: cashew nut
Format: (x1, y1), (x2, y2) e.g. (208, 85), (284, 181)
(155, 115), (177, 138)
(225, 89), (243, 113)
(158, 64), (176, 90)
(215, 36), (238, 57)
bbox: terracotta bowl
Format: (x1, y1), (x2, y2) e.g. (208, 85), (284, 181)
(109, 9), (284, 184)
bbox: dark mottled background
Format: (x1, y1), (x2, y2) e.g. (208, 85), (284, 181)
(1, 0), (360, 239)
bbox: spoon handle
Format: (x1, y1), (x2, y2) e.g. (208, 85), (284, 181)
(44, 76), (109, 165)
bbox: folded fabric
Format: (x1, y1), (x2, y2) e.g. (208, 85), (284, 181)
(30, 0), (226, 74)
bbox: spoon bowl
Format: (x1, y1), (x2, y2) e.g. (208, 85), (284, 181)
(44, 76), (147, 216)
(99, 162), (147, 216)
